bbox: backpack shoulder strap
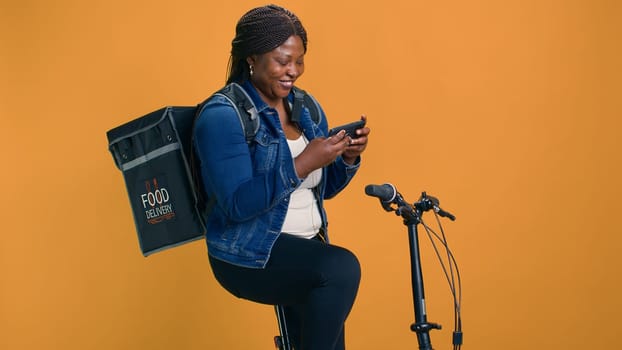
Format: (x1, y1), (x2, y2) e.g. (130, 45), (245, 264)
(291, 86), (322, 126)
(214, 83), (260, 143)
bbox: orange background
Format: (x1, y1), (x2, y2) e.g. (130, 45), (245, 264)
(1, 1), (621, 349)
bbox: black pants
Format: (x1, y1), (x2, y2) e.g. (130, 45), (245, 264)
(209, 233), (361, 350)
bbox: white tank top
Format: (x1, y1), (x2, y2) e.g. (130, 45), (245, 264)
(281, 134), (323, 239)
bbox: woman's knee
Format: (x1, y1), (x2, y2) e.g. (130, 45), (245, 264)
(323, 246), (361, 290)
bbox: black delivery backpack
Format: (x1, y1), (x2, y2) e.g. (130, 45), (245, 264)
(106, 83), (321, 257)
(107, 106), (206, 256)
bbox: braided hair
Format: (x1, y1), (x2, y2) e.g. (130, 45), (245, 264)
(227, 4), (308, 84)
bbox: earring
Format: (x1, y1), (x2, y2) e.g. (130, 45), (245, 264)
(249, 65), (254, 76)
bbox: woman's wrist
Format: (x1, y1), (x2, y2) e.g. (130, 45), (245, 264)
(294, 157), (312, 179)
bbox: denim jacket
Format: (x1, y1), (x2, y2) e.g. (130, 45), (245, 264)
(193, 81), (360, 268)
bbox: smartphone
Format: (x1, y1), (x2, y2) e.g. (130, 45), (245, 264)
(328, 119), (366, 139)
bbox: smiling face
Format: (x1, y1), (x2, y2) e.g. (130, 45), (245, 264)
(247, 35), (305, 107)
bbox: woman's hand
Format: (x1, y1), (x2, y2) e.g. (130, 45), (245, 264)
(294, 130), (351, 178)
(342, 115), (370, 165)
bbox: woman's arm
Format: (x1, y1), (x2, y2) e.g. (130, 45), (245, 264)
(193, 99), (300, 222)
